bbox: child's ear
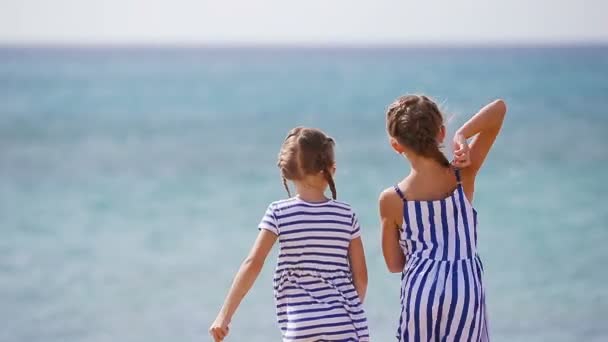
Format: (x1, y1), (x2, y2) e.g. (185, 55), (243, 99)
(390, 137), (406, 154)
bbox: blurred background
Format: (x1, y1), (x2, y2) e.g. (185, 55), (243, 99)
(1, 1), (607, 341)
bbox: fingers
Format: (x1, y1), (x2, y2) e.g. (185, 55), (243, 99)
(452, 134), (471, 168)
(453, 148), (469, 159)
(452, 155), (471, 168)
(209, 327), (218, 342)
(453, 150), (467, 158)
(452, 148), (471, 168)
(212, 330), (224, 341)
(453, 142), (469, 153)
(453, 152), (469, 161)
(453, 160), (471, 168)
(209, 326), (229, 342)
(453, 151), (467, 160)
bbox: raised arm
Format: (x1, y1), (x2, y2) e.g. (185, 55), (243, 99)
(209, 230), (277, 342)
(455, 99), (507, 174)
(348, 237), (368, 303)
(379, 189), (405, 273)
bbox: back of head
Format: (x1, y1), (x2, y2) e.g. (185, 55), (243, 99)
(277, 127), (337, 199)
(386, 95), (450, 167)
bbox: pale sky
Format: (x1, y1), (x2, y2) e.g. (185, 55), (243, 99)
(1, 0), (607, 44)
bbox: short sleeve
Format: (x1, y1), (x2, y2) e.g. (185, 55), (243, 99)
(351, 211), (361, 240)
(258, 204), (279, 235)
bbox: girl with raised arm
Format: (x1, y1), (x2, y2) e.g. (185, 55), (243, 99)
(379, 95), (506, 341)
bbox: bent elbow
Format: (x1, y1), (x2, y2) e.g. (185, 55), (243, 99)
(386, 260), (405, 273)
(382, 250), (405, 273)
(493, 99), (507, 117)
(387, 265), (403, 273)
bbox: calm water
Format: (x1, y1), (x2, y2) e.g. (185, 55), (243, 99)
(1, 46), (607, 342)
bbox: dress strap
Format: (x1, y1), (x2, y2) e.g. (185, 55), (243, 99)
(393, 185), (406, 202)
(453, 167), (462, 184)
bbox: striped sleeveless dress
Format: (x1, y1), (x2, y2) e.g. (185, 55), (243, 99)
(258, 197), (369, 342)
(393, 169), (489, 342)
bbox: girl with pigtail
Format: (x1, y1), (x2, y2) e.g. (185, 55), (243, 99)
(210, 127), (369, 341)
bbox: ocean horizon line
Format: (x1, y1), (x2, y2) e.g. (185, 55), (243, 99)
(0, 40), (607, 51)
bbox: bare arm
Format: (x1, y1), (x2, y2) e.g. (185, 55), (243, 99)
(454, 99), (507, 201)
(456, 99), (507, 174)
(209, 230), (277, 341)
(348, 237), (368, 303)
(379, 189), (405, 273)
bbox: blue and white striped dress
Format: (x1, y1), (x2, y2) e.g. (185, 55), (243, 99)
(393, 169), (489, 341)
(259, 197), (369, 342)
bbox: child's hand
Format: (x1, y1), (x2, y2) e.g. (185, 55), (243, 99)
(209, 316), (230, 342)
(452, 133), (471, 168)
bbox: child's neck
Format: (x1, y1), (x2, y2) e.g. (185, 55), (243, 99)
(407, 154), (449, 174)
(294, 182), (328, 203)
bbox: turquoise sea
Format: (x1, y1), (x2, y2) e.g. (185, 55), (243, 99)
(1, 46), (607, 341)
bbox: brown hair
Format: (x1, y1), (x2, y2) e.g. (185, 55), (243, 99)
(386, 94), (450, 167)
(277, 127), (337, 199)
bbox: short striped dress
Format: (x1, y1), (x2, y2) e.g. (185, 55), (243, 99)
(258, 197), (369, 342)
(393, 169), (489, 341)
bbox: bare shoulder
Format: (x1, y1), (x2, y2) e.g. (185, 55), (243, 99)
(379, 187), (403, 214)
(379, 186), (399, 203)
